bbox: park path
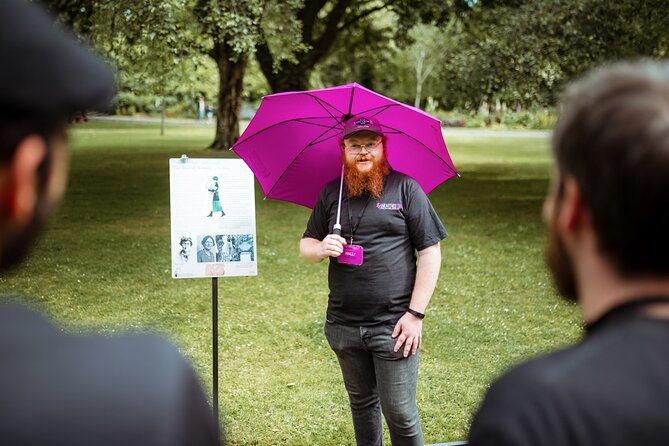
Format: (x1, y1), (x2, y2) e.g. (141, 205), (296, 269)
(88, 115), (550, 139)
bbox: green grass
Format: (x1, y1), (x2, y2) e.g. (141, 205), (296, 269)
(0, 122), (582, 444)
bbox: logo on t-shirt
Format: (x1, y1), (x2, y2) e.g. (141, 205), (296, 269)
(376, 202), (402, 210)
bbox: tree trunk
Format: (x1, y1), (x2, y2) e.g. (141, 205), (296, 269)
(255, 0), (354, 94)
(268, 61), (311, 93)
(414, 49), (426, 109)
(160, 94), (166, 136)
(414, 82), (422, 109)
(160, 100), (165, 136)
(209, 39), (248, 150)
(255, 44), (311, 93)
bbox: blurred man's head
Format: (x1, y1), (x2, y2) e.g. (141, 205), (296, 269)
(545, 61), (669, 301)
(0, 0), (115, 271)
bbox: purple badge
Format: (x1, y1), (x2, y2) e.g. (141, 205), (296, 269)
(337, 244), (364, 266)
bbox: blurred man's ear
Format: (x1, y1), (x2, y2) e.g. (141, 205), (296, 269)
(559, 177), (588, 233)
(0, 135), (48, 224)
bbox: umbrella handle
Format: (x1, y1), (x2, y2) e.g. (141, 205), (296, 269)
(333, 165), (344, 237)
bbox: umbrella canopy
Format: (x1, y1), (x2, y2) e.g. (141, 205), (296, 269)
(232, 83), (458, 209)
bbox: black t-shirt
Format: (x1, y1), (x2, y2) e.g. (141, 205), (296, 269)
(468, 308), (669, 446)
(0, 301), (220, 446)
(303, 170), (447, 325)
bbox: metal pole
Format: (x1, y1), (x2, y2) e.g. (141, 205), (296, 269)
(212, 277), (219, 422)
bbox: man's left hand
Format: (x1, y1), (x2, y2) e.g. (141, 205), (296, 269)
(391, 312), (423, 357)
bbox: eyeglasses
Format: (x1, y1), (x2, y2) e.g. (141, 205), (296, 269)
(344, 139), (381, 154)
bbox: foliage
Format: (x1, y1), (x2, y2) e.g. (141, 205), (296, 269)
(194, 0), (264, 58)
(242, 57), (272, 103)
(434, 0), (669, 109)
(435, 107), (556, 129)
(377, 23), (450, 108)
(257, 0), (309, 69)
(46, 0), (218, 118)
(0, 122), (581, 444)
(310, 15), (395, 91)
(192, 0), (268, 148)
(256, 0), (458, 93)
(45, 0), (669, 130)
(497, 107), (557, 130)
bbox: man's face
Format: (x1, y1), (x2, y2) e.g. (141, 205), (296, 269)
(343, 133), (383, 174)
(543, 174), (579, 302)
(180, 241), (192, 254)
(0, 131), (68, 270)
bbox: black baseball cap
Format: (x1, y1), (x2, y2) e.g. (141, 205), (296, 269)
(0, 0), (116, 117)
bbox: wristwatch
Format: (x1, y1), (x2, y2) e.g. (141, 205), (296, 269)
(407, 308), (425, 319)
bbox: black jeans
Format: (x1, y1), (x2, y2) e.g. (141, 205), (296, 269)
(325, 321), (423, 446)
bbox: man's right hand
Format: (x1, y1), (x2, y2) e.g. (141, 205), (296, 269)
(318, 234), (347, 260)
(300, 235), (347, 263)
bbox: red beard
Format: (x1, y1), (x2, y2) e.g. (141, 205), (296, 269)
(343, 150), (389, 199)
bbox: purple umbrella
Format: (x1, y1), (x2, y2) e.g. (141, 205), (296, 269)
(232, 83), (458, 212)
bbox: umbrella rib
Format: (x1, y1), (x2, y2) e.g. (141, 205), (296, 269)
(383, 122), (458, 177)
(264, 124), (344, 200)
(358, 103), (458, 178)
(301, 92), (346, 118)
(234, 116), (344, 148)
(233, 89), (354, 148)
(350, 103), (449, 164)
(353, 104), (393, 119)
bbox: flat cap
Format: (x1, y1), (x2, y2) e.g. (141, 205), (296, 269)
(0, 0), (116, 116)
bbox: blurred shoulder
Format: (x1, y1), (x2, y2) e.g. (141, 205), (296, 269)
(469, 346), (584, 446)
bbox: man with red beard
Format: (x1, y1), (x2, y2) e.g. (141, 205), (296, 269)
(468, 61), (669, 446)
(301, 115), (448, 445)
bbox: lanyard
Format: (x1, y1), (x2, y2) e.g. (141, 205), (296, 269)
(346, 193), (371, 244)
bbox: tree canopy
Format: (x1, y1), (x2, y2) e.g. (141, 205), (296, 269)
(46, 0), (669, 144)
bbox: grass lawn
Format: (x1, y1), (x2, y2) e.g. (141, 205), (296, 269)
(0, 122), (582, 445)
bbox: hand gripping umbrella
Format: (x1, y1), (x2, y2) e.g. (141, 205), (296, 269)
(231, 83), (458, 233)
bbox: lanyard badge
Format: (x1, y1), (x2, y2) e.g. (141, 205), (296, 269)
(337, 244), (363, 265)
(336, 194), (369, 266)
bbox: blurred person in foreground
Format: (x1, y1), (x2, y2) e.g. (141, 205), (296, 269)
(300, 115), (447, 445)
(0, 1), (220, 445)
(468, 60), (669, 446)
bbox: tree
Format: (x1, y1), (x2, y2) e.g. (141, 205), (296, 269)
(255, 0), (460, 93)
(43, 0), (95, 35)
(193, 0), (265, 149)
(408, 25), (446, 109)
(45, 0), (213, 135)
(435, 0), (669, 109)
(310, 15), (393, 92)
(101, 1), (203, 135)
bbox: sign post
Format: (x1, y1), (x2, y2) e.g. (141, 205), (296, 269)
(169, 156), (257, 422)
(212, 277), (218, 419)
